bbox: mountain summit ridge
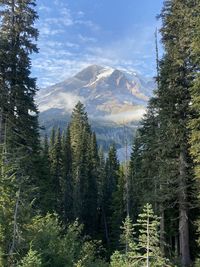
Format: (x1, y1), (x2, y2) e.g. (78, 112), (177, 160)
(37, 64), (154, 123)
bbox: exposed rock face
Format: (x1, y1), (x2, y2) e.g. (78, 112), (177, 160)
(37, 64), (154, 124)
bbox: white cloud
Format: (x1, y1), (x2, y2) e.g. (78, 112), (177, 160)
(77, 11), (85, 18)
(38, 92), (85, 112)
(78, 34), (97, 43)
(37, 1), (75, 38)
(39, 25), (64, 36)
(45, 41), (63, 48)
(75, 19), (100, 31)
(45, 17), (73, 27)
(38, 5), (51, 12)
(34, 1), (159, 88)
(33, 30), (157, 87)
(65, 42), (79, 48)
(53, 0), (66, 7)
(102, 108), (146, 124)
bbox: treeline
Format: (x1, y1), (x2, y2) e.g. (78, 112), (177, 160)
(38, 101), (125, 248)
(128, 1), (200, 266)
(131, 1), (200, 266)
(0, 0), (200, 266)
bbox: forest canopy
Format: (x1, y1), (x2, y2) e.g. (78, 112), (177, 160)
(0, 0), (200, 266)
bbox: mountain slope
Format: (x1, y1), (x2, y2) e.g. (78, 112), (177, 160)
(37, 65), (154, 152)
(37, 65), (154, 123)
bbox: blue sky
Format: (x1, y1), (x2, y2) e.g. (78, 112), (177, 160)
(32, 0), (164, 87)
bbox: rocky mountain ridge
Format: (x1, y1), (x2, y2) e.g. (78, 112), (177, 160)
(37, 65), (154, 152)
(37, 64), (154, 124)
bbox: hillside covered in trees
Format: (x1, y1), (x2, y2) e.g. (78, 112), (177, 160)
(0, 0), (200, 267)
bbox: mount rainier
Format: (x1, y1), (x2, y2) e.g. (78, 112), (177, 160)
(37, 65), (154, 151)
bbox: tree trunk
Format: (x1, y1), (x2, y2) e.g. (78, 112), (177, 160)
(146, 216), (150, 267)
(178, 150), (191, 267)
(175, 235), (179, 258)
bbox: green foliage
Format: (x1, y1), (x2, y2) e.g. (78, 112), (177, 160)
(128, 1), (200, 264)
(49, 128), (63, 214)
(69, 102), (98, 235)
(110, 204), (170, 267)
(103, 144), (121, 249)
(18, 248), (42, 267)
(129, 102), (163, 214)
(120, 216), (135, 252)
(37, 134), (52, 214)
(61, 126), (73, 222)
(0, 0), (40, 263)
(0, 224), (4, 266)
(110, 167), (126, 247)
(194, 258), (200, 267)
(0, 154), (38, 265)
(0, 0), (200, 265)
(110, 251), (126, 267)
(24, 214), (106, 267)
(188, 1), (200, 184)
(136, 204), (165, 266)
(0, 0), (40, 168)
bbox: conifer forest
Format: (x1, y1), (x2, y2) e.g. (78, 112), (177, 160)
(0, 0), (200, 266)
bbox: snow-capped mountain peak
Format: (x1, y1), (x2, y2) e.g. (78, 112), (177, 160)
(37, 65), (154, 123)
(84, 66), (115, 87)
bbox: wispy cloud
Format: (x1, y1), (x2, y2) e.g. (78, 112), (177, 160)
(38, 92), (85, 112)
(38, 5), (52, 13)
(32, 0), (162, 88)
(75, 19), (100, 31)
(102, 108), (146, 123)
(78, 34), (97, 43)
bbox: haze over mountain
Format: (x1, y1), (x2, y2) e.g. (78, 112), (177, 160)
(37, 64), (154, 124)
(37, 65), (154, 152)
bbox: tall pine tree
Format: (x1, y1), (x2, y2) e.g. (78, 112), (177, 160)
(69, 102), (98, 236)
(0, 0), (40, 264)
(61, 126), (73, 223)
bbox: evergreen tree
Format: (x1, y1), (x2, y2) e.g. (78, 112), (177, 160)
(128, 2), (200, 264)
(49, 128), (63, 215)
(103, 144), (120, 250)
(0, 0), (40, 161)
(18, 248), (42, 267)
(120, 216), (136, 254)
(129, 100), (172, 253)
(110, 216), (139, 267)
(129, 131), (143, 221)
(24, 214), (107, 267)
(97, 148), (108, 244)
(188, 1), (200, 182)
(0, 25), (8, 147)
(157, 1), (194, 264)
(129, 101), (162, 213)
(0, 0), (199, 265)
(111, 205), (169, 267)
(70, 102), (90, 221)
(85, 131), (99, 235)
(111, 167), (126, 250)
(69, 102), (98, 235)
(186, 0), (200, 259)
(61, 126), (73, 223)
(0, 0), (40, 263)
(0, 205), (5, 266)
(37, 134), (52, 214)
(136, 203), (165, 267)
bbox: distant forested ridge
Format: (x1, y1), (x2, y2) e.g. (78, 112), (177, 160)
(0, 0), (200, 267)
